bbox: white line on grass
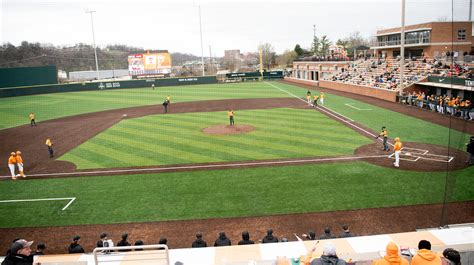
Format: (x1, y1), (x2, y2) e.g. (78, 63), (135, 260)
(0, 197), (76, 211)
(344, 103), (372, 111)
(0, 155), (388, 178)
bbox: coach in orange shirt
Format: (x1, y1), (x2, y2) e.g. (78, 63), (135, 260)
(16, 151), (26, 178)
(393, 137), (402, 168)
(8, 152), (17, 180)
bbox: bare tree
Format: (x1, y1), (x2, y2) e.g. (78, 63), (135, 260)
(276, 50), (297, 67)
(257, 43), (275, 70)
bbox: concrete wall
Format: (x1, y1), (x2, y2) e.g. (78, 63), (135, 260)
(285, 77), (398, 102)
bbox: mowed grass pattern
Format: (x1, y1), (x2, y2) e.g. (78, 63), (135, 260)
(267, 82), (472, 150)
(60, 108), (372, 169)
(0, 82), (308, 129)
(1, 162), (472, 228)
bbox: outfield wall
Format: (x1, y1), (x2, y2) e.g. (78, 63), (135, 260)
(0, 65), (58, 88)
(284, 77), (397, 102)
(0, 76), (217, 98)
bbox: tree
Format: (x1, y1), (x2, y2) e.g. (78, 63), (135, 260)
(294, 44), (304, 56)
(319, 35), (331, 57)
(276, 50), (297, 67)
(336, 39), (350, 51)
(311, 36), (320, 56)
(257, 43), (275, 70)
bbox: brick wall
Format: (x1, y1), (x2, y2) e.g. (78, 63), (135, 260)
(284, 78), (398, 102)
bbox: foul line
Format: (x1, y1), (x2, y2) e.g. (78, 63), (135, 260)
(0, 197), (76, 211)
(264, 82), (388, 142)
(344, 103), (372, 111)
(0, 155), (388, 178)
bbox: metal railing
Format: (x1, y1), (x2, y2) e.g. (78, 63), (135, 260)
(92, 244), (169, 265)
(371, 37), (430, 47)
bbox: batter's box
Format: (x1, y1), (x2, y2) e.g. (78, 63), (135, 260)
(401, 147), (429, 156)
(387, 147), (454, 163)
(387, 153), (419, 162)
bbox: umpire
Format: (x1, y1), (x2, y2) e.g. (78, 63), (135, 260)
(376, 126), (389, 151)
(467, 136), (474, 165)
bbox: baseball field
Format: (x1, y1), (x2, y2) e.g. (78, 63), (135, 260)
(0, 80), (473, 253)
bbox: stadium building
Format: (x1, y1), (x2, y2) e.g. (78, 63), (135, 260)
(371, 21), (473, 59)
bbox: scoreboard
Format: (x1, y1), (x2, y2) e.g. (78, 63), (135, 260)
(128, 51), (172, 78)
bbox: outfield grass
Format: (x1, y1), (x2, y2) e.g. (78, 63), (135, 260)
(0, 82), (308, 129)
(0, 162), (472, 228)
(59, 108), (372, 169)
(270, 82), (472, 150)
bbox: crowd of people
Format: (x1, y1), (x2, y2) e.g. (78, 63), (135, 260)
(403, 92), (473, 120)
(324, 57), (472, 90)
(2, 235), (463, 265)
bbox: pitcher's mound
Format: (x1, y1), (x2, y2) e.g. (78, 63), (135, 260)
(202, 124), (255, 135)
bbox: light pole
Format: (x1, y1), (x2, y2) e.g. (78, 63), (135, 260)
(199, 5), (205, 76)
(399, 0), (405, 95)
(85, 9), (100, 81)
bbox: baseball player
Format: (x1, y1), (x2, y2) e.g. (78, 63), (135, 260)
(8, 152), (17, 180)
(306, 94), (312, 106)
(393, 137), (402, 167)
(375, 126), (390, 151)
(151, 84), (155, 90)
(46, 137), (54, 158)
(29, 112), (37, 126)
(15, 151), (26, 178)
(228, 109), (235, 126)
(320, 92), (325, 105)
(313, 94), (319, 108)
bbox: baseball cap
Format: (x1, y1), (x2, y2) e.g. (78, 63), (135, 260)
(10, 239), (33, 254)
(73, 236), (81, 241)
(323, 243), (336, 256)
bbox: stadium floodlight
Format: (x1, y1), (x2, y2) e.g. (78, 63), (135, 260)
(85, 9), (100, 81)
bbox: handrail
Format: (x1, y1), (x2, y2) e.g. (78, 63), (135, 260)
(92, 244), (169, 265)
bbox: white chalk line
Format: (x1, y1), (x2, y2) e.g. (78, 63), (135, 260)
(264, 82), (389, 144)
(0, 197), (76, 211)
(267, 82), (455, 163)
(344, 103), (372, 111)
(0, 155), (389, 179)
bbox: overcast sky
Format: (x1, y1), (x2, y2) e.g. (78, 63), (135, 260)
(1, 0), (472, 56)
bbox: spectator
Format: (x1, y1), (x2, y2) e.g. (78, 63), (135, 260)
(442, 248), (461, 265)
(214, 232), (231, 247)
(192, 232), (207, 248)
(134, 240), (144, 251)
(371, 242), (409, 265)
(238, 231), (255, 245)
(117, 233), (131, 252)
(339, 225), (354, 238)
(158, 238), (167, 250)
(32, 243), (46, 256)
(319, 227), (336, 240)
(1, 239), (33, 265)
(302, 230), (317, 240)
(262, 229), (279, 243)
(97, 232), (113, 254)
(310, 243), (347, 265)
(411, 240), (441, 265)
(68, 236), (85, 254)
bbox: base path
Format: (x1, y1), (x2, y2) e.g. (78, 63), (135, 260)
(1, 85), (473, 254)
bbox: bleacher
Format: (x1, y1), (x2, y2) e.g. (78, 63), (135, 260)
(3, 225), (470, 265)
(322, 57), (471, 91)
